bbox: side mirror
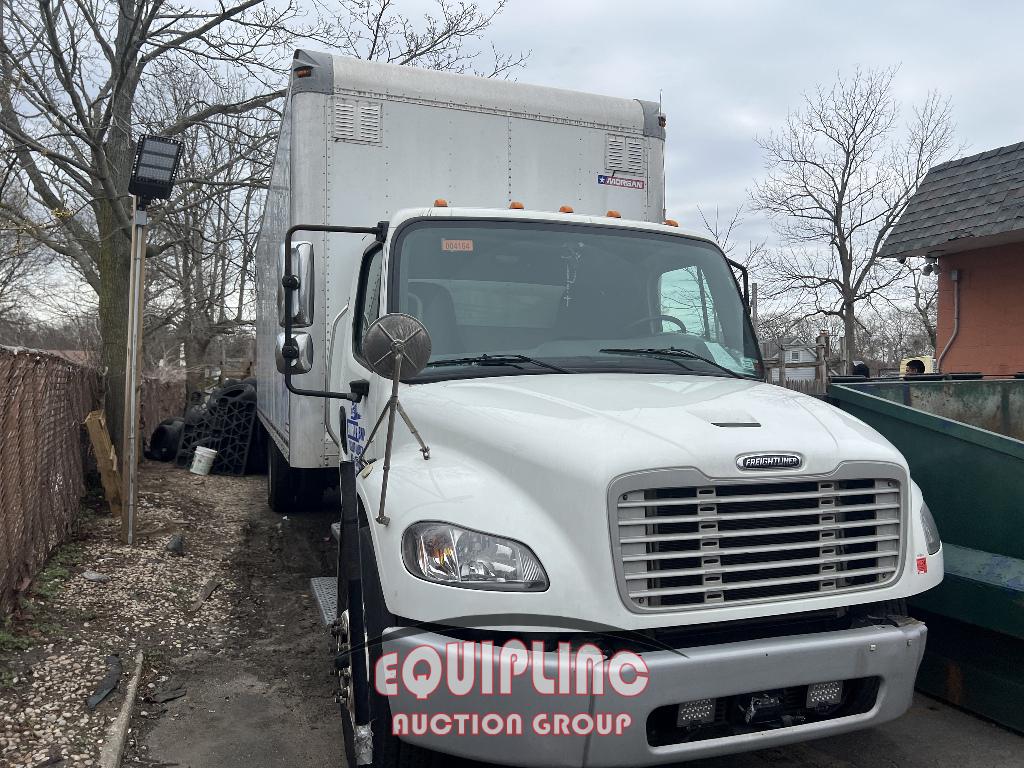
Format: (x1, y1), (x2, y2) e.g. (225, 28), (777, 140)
(278, 241), (315, 327)
(361, 313), (432, 380)
(357, 313), (433, 526)
(275, 331), (313, 374)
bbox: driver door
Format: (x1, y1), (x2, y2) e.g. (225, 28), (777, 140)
(332, 244), (385, 464)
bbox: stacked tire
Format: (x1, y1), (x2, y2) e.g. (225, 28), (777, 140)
(146, 377), (262, 473)
(209, 378), (257, 407)
(146, 417), (184, 461)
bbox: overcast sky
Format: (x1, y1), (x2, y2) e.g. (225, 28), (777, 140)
(482, 0), (1024, 250)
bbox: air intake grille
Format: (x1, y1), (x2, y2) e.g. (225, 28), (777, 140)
(334, 100), (382, 144)
(606, 134), (646, 175)
(613, 476), (902, 611)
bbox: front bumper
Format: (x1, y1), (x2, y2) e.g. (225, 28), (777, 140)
(382, 619), (927, 767)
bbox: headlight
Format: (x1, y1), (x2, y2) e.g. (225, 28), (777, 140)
(402, 522), (549, 591)
(920, 501), (941, 555)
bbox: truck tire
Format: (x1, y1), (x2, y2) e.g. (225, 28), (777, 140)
(211, 381), (257, 405)
(295, 470), (327, 510)
(267, 439), (297, 513)
(351, 515), (439, 768)
(147, 417), (184, 462)
(370, 699), (439, 768)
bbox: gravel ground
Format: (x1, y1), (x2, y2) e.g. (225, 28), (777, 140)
(0, 463), (279, 768)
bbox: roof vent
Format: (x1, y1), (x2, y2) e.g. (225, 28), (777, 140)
(606, 134), (646, 175)
(334, 99), (382, 145)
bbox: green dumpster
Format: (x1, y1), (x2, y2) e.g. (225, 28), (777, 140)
(828, 379), (1024, 732)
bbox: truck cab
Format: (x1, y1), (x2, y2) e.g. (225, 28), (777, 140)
(257, 52), (943, 767)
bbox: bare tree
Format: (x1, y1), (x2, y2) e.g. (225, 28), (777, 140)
(856, 301), (934, 369)
(0, 0), (324, 451)
(751, 67), (956, 369)
(335, 0), (527, 76)
(0, 0), (521, 453)
(141, 69), (273, 391)
(697, 204), (767, 266)
(900, 263), (938, 350)
(0, 171), (46, 323)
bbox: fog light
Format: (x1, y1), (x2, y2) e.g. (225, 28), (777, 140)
(676, 697), (715, 726)
(806, 680), (843, 707)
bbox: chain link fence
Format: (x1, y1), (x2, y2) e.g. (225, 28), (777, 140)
(0, 346), (184, 615)
(142, 377), (186, 447)
(0, 347), (100, 614)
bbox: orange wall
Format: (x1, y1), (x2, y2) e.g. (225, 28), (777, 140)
(937, 243), (1024, 375)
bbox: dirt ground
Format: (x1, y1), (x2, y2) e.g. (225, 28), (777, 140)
(124, 475), (343, 768)
(0, 463), (342, 768)
(3, 462), (1023, 768)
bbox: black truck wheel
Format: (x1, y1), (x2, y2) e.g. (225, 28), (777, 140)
(266, 439), (296, 513)
(370, 699), (439, 768)
(267, 438), (331, 513)
(344, 511), (439, 768)
(295, 470), (327, 510)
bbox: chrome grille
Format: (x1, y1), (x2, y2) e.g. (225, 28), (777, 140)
(612, 477), (902, 611)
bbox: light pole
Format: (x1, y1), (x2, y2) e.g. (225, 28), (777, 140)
(122, 135), (182, 544)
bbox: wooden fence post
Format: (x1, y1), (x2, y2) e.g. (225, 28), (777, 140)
(84, 410), (123, 519)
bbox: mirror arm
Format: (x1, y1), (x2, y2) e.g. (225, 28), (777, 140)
(348, 379), (370, 402)
(725, 256), (750, 310)
(283, 223), (385, 400)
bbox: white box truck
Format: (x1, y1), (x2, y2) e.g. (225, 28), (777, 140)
(256, 51), (944, 767)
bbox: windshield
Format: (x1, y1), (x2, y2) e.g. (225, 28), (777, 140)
(388, 220), (762, 380)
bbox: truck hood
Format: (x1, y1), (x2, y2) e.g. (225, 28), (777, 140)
(368, 373), (929, 632)
(400, 373), (904, 480)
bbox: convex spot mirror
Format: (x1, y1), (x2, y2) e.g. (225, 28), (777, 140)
(362, 313), (432, 380)
(275, 331), (313, 374)
(278, 241), (315, 327)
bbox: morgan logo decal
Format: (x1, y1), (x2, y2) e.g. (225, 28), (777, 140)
(597, 174), (645, 190)
(737, 453), (802, 470)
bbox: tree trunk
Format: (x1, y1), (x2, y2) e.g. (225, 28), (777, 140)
(96, 39), (138, 460)
(842, 305), (857, 373)
(97, 200), (132, 458)
(923, 314), (937, 351)
(183, 332), (213, 396)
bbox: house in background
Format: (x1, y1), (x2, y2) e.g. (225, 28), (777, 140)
(880, 142), (1024, 376)
(760, 337), (818, 383)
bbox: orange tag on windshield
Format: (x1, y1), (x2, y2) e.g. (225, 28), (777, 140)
(442, 239), (474, 252)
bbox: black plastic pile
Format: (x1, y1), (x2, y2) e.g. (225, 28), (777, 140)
(147, 377), (265, 475)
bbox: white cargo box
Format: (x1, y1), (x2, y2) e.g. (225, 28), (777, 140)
(256, 51), (667, 468)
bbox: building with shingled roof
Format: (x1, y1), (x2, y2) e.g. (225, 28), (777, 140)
(879, 142), (1024, 376)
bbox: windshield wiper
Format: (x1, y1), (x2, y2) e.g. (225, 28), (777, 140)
(425, 354), (573, 374)
(598, 347), (744, 379)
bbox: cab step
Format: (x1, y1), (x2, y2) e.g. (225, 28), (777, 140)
(310, 576), (338, 627)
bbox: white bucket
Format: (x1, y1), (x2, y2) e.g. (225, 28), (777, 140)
(190, 446), (217, 476)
